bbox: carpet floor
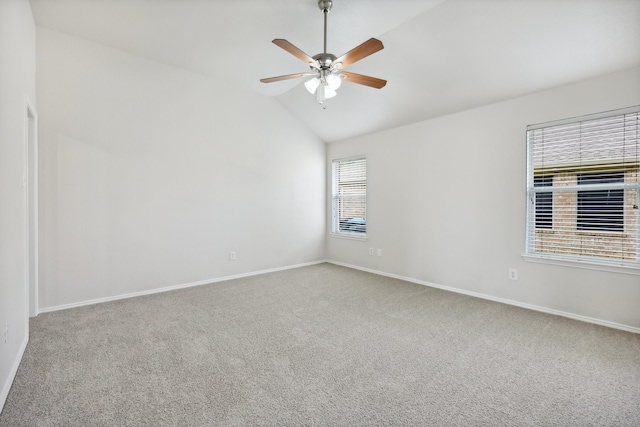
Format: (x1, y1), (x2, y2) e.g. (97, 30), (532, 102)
(1, 263), (639, 426)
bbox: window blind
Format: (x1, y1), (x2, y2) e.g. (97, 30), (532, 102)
(526, 107), (639, 268)
(332, 156), (366, 236)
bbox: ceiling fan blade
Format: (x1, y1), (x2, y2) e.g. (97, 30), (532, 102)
(272, 39), (318, 67)
(333, 38), (384, 68)
(260, 72), (315, 84)
(341, 72), (387, 89)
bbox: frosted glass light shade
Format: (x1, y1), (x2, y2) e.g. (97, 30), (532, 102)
(307, 74), (339, 104)
(326, 74), (342, 90)
(305, 77), (320, 94)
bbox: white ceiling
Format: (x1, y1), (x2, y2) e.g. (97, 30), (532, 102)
(29, 0), (640, 142)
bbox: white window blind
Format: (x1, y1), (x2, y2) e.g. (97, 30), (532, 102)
(332, 156), (366, 236)
(526, 106), (640, 269)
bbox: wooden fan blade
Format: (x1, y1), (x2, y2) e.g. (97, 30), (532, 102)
(341, 72), (387, 89)
(260, 72), (315, 83)
(333, 38), (384, 68)
(272, 39), (317, 66)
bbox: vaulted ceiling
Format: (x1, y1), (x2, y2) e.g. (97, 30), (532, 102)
(29, 0), (640, 142)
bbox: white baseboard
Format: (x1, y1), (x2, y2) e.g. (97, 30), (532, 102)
(327, 260), (640, 334)
(39, 260), (327, 314)
(37, 258), (640, 333)
(0, 331), (28, 414)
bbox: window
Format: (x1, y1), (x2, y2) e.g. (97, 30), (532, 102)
(332, 156), (366, 237)
(526, 107), (639, 269)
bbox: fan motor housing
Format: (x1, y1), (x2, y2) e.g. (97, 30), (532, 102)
(313, 53), (337, 69)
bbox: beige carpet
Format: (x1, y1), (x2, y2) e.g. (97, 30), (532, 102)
(1, 263), (639, 426)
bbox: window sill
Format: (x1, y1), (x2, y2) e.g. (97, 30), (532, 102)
(522, 253), (640, 276)
(330, 232), (368, 241)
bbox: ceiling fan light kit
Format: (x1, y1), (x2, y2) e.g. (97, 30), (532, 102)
(260, 0), (386, 107)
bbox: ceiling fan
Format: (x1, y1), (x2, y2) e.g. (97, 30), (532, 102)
(260, 0), (387, 106)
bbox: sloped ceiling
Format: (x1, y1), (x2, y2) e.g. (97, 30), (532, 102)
(29, 0), (640, 142)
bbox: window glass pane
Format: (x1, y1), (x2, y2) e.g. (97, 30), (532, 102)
(577, 172), (624, 185)
(332, 157), (366, 236)
(534, 175), (553, 229)
(576, 172), (624, 232)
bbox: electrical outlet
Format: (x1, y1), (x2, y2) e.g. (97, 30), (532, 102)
(229, 251), (236, 261)
(377, 249), (382, 257)
(509, 268), (518, 280)
(369, 248), (374, 256)
(3, 323), (8, 344)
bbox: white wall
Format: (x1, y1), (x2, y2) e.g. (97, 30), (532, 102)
(37, 28), (326, 310)
(0, 0), (36, 412)
(327, 67), (640, 331)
